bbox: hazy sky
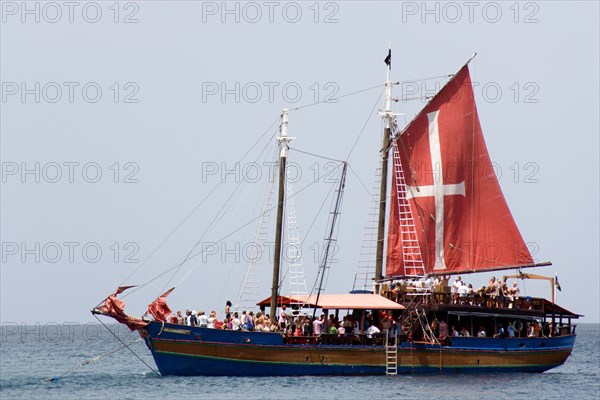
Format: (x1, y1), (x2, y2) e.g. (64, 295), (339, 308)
(1, 1), (598, 325)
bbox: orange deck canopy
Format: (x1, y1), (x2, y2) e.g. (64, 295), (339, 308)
(257, 294), (405, 310)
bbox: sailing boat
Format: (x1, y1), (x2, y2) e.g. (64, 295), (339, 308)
(93, 53), (579, 375)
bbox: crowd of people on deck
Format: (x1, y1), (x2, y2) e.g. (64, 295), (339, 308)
(384, 275), (522, 308)
(416, 316), (557, 343)
(161, 271), (566, 343)
(163, 298), (557, 342)
(166, 301), (399, 338)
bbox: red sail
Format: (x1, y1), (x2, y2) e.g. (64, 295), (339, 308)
(147, 287), (175, 322)
(386, 65), (533, 276)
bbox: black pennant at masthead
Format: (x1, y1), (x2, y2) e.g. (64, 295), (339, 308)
(384, 49), (391, 69)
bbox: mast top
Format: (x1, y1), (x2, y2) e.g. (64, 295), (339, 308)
(277, 109), (295, 158)
(385, 43), (392, 82)
(379, 46), (403, 130)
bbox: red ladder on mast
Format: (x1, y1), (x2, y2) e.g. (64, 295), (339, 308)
(392, 142), (426, 277)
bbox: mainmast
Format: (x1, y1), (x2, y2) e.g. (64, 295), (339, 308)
(375, 48), (394, 284)
(270, 109), (293, 324)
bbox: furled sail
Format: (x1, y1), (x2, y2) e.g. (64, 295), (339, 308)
(386, 65), (533, 276)
(147, 287), (175, 322)
(94, 286), (149, 331)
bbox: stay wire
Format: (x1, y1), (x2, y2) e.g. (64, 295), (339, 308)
(289, 86), (384, 243)
(344, 74), (454, 196)
(119, 74), (450, 293)
(159, 125), (279, 294)
(346, 163), (377, 200)
(290, 88), (384, 299)
(219, 145), (280, 308)
(280, 176), (339, 296)
(289, 148), (345, 163)
(215, 141), (277, 228)
(93, 314), (160, 376)
(117, 121), (279, 301)
(284, 148), (345, 258)
(120, 171), (328, 299)
(345, 88), (385, 161)
(289, 74), (451, 112)
(176, 171), (328, 291)
(117, 116), (280, 291)
(46, 337), (142, 381)
(121, 151), (270, 299)
(290, 84), (384, 111)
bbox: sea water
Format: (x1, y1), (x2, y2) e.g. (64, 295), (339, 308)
(1, 323), (598, 399)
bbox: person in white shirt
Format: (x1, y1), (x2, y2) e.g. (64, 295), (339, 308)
(312, 314), (325, 336)
(452, 277), (463, 303)
(207, 311), (217, 328)
(424, 276), (433, 288)
(366, 324), (380, 338)
(278, 305), (288, 330)
(458, 283), (469, 304)
(197, 310), (208, 328)
(477, 326), (486, 337)
(452, 276), (463, 292)
(231, 312), (241, 331)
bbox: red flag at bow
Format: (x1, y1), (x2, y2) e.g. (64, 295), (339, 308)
(147, 287), (175, 322)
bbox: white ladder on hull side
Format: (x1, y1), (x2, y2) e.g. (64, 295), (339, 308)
(385, 330), (398, 375)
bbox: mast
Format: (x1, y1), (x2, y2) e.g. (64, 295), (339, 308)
(375, 47), (394, 284)
(270, 109), (292, 324)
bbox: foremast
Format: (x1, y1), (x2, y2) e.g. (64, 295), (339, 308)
(270, 109), (294, 324)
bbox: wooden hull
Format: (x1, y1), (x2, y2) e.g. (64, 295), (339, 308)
(141, 322), (575, 376)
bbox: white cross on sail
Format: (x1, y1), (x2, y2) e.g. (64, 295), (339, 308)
(406, 111), (465, 270)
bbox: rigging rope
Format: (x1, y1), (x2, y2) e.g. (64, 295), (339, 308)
(172, 170), (329, 287)
(115, 117), (280, 296)
(346, 162), (377, 201)
(289, 148), (345, 163)
(345, 89), (384, 161)
(46, 337), (143, 382)
(111, 124), (281, 303)
(159, 124), (279, 293)
(93, 314), (160, 376)
(112, 73), (455, 305)
(392, 74), (453, 86)
(160, 125), (279, 293)
(289, 74), (452, 112)
(220, 144), (280, 308)
(286, 85), (384, 304)
(118, 168), (333, 301)
(291, 84), (383, 111)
